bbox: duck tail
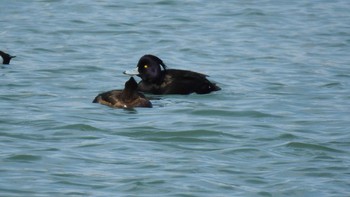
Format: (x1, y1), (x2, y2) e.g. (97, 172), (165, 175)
(196, 81), (221, 94)
(211, 82), (221, 91)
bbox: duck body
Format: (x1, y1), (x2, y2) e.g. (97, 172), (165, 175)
(93, 77), (152, 108)
(124, 54), (221, 95)
(0, 50), (16, 64)
(138, 69), (220, 94)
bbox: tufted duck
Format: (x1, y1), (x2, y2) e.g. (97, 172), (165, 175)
(93, 77), (152, 108)
(124, 54), (221, 94)
(0, 51), (16, 64)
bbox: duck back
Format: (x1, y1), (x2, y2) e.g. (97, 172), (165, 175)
(138, 69), (221, 95)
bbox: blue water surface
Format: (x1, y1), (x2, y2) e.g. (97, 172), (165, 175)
(1, 0), (350, 196)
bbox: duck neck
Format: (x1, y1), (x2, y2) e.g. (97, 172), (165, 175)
(154, 71), (166, 85)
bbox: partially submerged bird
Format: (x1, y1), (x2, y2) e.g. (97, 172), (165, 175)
(0, 50), (16, 64)
(124, 54), (221, 94)
(93, 77), (152, 108)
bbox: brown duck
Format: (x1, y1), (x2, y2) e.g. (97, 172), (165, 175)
(93, 77), (152, 108)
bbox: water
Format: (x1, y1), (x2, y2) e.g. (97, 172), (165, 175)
(1, 0), (350, 196)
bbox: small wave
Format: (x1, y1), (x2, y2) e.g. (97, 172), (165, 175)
(285, 142), (344, 153)
(221, 147), (262, 155)
(191, 109), (279, 118)
(118, 128), (233, 144)
(120, 127), (233, 138)
(0, 131), (44, 141)
(320, 82), (342, 88)
(51, 124), (102, 132)
(5, 154), (42, 162)
(278, 133), (298, 140)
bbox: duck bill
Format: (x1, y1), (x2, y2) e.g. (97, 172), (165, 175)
(123, 67), (139, 76)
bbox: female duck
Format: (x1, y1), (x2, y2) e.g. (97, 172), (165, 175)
(124, 54), (221, 95)
(93, 77), (152, 108)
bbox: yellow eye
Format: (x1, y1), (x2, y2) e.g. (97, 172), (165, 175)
(144, 65), (148, 69)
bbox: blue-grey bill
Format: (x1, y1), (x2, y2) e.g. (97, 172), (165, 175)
(123, 67), (139, 76)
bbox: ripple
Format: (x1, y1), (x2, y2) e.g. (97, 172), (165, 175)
(221, 148), (262, 155)
(191, 109), (279, 118)
(0, 131), (44, 140)
(280, 133), (299, 140)
(51, 124), (102, 132)
(285, 142), (344, 153)
(5, 154), (42, 162)
(118, 128), (234, 143)
(320, 82), (343, 88)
